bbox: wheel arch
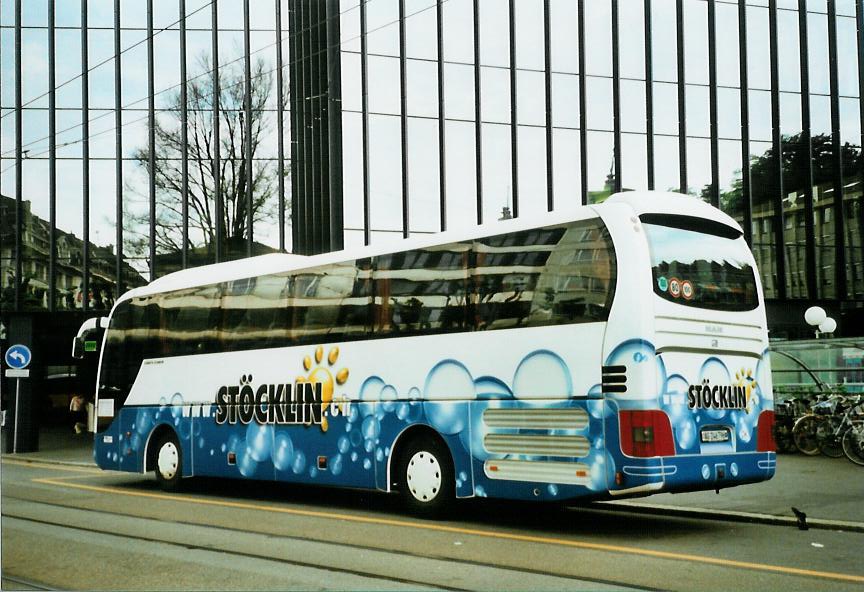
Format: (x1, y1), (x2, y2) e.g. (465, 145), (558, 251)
(144, 423), (179, 474)
(386, 423), (452, 493)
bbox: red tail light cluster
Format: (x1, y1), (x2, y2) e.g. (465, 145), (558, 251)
(619, 410), (676, 457)
(756, 410), (776, 452)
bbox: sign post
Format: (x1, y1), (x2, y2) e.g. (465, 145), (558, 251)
(4, 344), (32, 454)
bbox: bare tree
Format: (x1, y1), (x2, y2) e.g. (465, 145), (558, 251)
(126, 53), (278, 261)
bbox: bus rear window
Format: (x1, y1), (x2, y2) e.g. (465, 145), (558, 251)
(642, 221), (758, 312)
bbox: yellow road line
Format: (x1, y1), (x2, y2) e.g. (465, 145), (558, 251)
(31, 476), (864, 585)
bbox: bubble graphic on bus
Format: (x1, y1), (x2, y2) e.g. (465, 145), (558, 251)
(512, 350), (572, 400)
(331, 454), (344, 476)
(380, 385), (398, 413)
(699, 358), (732, 419)
(235, 441), (258, 477)
(292, 450), (307, 474)
(358, 376), (385, 416)
(423, 360), (475, 435)
(604, 339), (666, 401)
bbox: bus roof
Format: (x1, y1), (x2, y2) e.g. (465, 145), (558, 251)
(119, 191), (741, 302)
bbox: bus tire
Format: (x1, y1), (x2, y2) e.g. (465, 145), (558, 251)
(154, 431), (182, 491)
(397, 436), (454, 519)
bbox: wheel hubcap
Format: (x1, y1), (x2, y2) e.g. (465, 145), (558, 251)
(157, 442), (179, 480)
(406, 451), (442, 503)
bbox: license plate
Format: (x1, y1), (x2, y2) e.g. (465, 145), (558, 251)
(701, 429), (730, 443)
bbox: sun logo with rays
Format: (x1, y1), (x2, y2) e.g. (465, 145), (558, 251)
(734, 368), (757, 412)
(299, 345), (349, 432)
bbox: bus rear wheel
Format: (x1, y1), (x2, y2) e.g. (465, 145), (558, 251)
(398, 436), (454, 518)
(154, 431), (182, 491)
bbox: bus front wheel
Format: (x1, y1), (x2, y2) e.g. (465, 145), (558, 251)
(154, 431), (182, 491)
(397, 436), (454, 518)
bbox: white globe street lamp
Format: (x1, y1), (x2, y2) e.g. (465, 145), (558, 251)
(804, 306), (826, 327)
(818, 317), (837, 335)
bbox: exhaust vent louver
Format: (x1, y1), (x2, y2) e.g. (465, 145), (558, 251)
(602, 365), (627, 394)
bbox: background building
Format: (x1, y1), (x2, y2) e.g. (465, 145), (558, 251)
(1, 0), (863, 341)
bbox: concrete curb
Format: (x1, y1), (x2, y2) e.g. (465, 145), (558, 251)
(594, 500), (864, 533)
(2, 454), (96, 469)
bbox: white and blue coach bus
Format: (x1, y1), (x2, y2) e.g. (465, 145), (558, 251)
(85, 192), (775, 516)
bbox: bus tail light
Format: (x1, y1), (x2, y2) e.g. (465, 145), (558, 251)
(756, 410), (776, 452)
(619, 410), (676, 457)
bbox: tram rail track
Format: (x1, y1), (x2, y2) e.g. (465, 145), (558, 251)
(1, 495), (641, 591)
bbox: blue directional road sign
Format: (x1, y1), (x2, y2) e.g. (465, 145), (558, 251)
(5, 344), (32, 369)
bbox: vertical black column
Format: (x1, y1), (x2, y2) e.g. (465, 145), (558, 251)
(180, 0), (189, 268)
(326, 0), (343, 251)
(243, 0), (254, 258)
(645, 0), (654, 191)
(147, 0), (156, 278)
(768, 0), (786, 300)
(309, 0), (321, 253)
(473, 0), (483, 223)
(48, 0), (56, 311)
(304, 0), (316, 253)
(676, 0), (687, 194)
(82, 0), (90, 309)
(212, 0), (222, 262)
(827, 0), (847, 299)
(508, 0), (519, 217)
(708, 0), (719, 208)
(611, 0), (621, 193)
(857, 0), (864, 276)
(544, 0), (554, 211)
(315, 0), (328, 253)
(399, 0), (409, 238)
(437, 0), (447, 231)
(276, 0), (286, 252)
(289, 2), (301, 253)
(114, 0), (123, 296)
(360, 0), (371, 245)
(739, 1), (753, 247)
(577, 0), (588, 205)
(798, 0), (818, 300)
(14, 0), (22, 311)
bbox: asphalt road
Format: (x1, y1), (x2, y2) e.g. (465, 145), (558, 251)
(2, 459), (863, 591)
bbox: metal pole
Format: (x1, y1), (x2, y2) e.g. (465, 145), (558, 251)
(508, 0), (518, 217)
(708, 0), (719, 208)
(577, 0), (588, 205)
(114, 0), (124, 298)
(799, 0), (817, 300)
(244, 0), (254, 258)
(147, 0), (156, 279)
(768, 0), (787, 300)
(276, 0), (286, 252)
(473, 0), (483, 223)
(611, 0), (621, 193)
(827, 0), (847, 299)
(212, 0), (222, 263)
(180, 0), (189, 269)
(13, 380), (20, 454)
(544, 0), (554, 211)
(14, 0), (21, 312)
(326, 0), (343, 251)
(738, 0), (753, 247)
(857, 0), (864, 280)
(49, 0), (56, 311)
(644, 0), (654, 191)
(399, 0), (409, 239)
(437, 0), (446, 231)
(360, 0), (371, 245)
(82, 0), (90, 309)
(676, 0), (687, 194)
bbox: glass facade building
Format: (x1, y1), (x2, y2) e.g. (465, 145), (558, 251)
(1, 0), (863, 338)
